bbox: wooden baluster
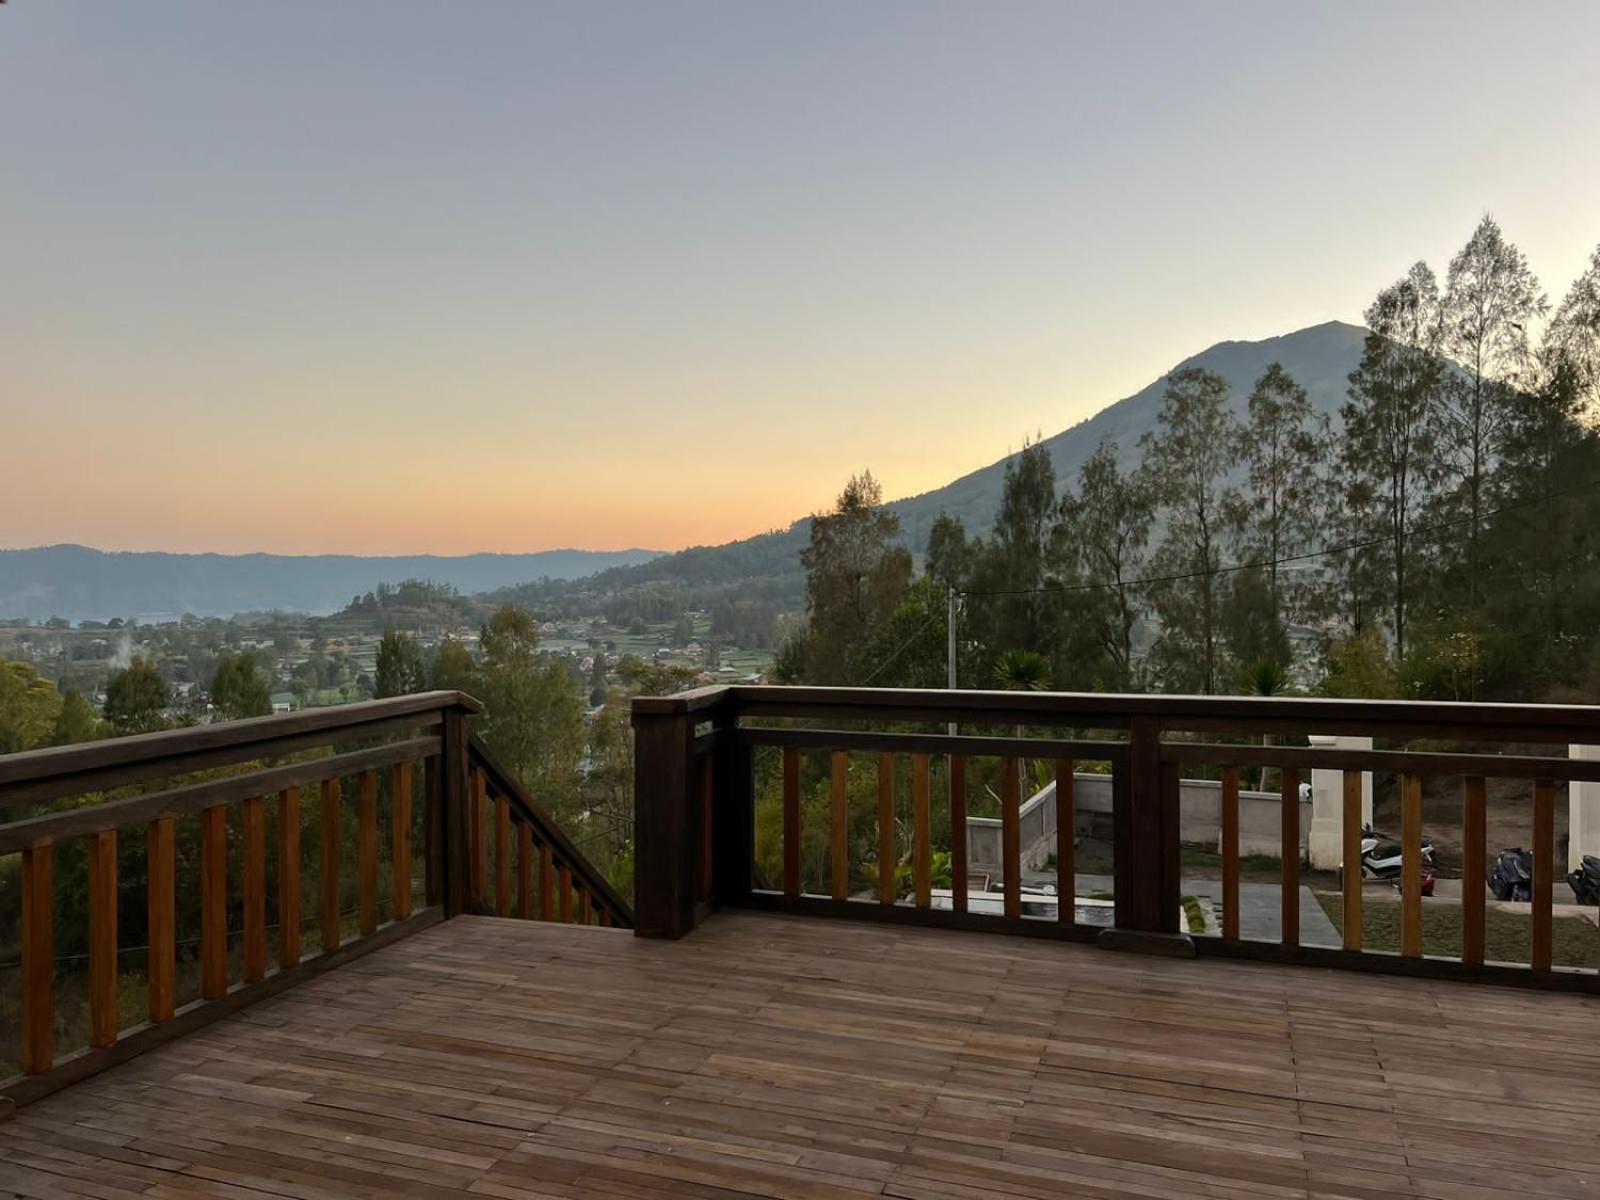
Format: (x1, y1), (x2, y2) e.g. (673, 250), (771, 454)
(559, 864), (574, 922)
(201, 803), (228, 1000)
(89, 829), (118, 1049)
(1002, 757), (1021, 921)
(358, 769), (378, 936)
(495, 793), (512, 917)
(393, 762), (413, 921)
(830, 750), (848, 901)
(1533, 779), (1555, 973)
(540, 842), (555, 920)
(243, 795), (267, 984)
(470, 767), (487, 910)
(913, 753), (931, 909)
(782, 747), (800, 898)
(20, 840), (53, 1074)
(599, 907), (612, 928)
(321, 777), (341, 952)
(1400, 774), (1422, 958)
(1056, 758), (1074, 925)
(278, 786), (301, 968)
(424, 757), (441, 908)
(1280, 768), (1300, 949)
(1341, 770), (1363, 952)
(699, 753), (714, 903)
(1221, 766), (1240, 942)
(579, 887), (593, 925)
(518, 822), (534, 919)
(950, 755), (967, 914)
(1462, 776), (1486, 966)
(877, 753), (896, 906)
(148, 815), (176, 1022)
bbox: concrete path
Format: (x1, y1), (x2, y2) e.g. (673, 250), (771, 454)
(1059, 872), (1343, 946)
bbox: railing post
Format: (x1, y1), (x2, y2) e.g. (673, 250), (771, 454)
(633, 693), (721, 938)
(440, 702), (472, 919)
(1104, 714), (1190, 954)
(712, 707), (753, 906)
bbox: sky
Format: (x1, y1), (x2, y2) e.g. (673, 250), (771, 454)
(4, 2), (1599, 556)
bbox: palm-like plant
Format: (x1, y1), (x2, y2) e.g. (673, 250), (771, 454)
(993, 650), (1052, 797)
(1240, 658), (1288, 789)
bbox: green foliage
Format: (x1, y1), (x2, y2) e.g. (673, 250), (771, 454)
(477, 605), (584, 806)
(52, 687), (101, 746)
(211, 650), (272, 719)
(375, 627), (427, 698)
(429, 635), (479, 694)
(0, 659), (63, 752)
(104, 655), (169, 735)
(1317, 630), (1398, 699)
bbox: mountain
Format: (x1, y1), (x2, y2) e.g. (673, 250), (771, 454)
(521, 320), (1370, 605)
(0, 545), (663, 622)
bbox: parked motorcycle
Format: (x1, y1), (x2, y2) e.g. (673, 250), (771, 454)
(1568, 855), (1600, 905)
(1344, 824), (1436, 896)
(1489, 848), (1533, 901)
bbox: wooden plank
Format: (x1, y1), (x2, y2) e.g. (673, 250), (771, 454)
(950, 755), (967, 914)
(741, 726), (1126, 761)
(1055, 758), (1074, 924)
(278, 786), (301, 968)
(877, 753), (896, 906)
(358, 769), (378, 936)
(242, 795), (266, 984)
(699, 752), (714, 903)
(830, 750), (848, 901)
(470, 766), (486, 908)
(559, 864), (574, 922)
(1342, 769), (1363, 953)
(1462, 776), (1486, 966)
(579, 887), (592, 925)
(1221, 765), (1240, 941)
(912, 753), (931, 910)
(782, 746), (800, 899)
(540, 841), (555, 920)
(20, 840), (54, 1074)
(1400, 773), (1422, 959)
(495, 792), (512, 918)
(321, 777), (341, 953)
(147, 815), (175, 1023)
(1002, 757), (1021, 922)
(200, 803), (228, 1001)
(392, 761), (413, 921)
(1533, 778), (1555, 972)
(1280, 768), (1299, 949)
(88, 829), (117, 1049)
(518, 821), (533, 919)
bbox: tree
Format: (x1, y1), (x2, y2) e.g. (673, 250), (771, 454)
(429, 636), (479, 695)
(211, 650), (271, 720)
(1142, 367), (1240, 693)
(1056, 439), (1153, 689)
(1438, 215), (1548, 605)
(0, 660), (63, 753)
(375, 627), (426, 698)
(51, 687), (101, 746)
(1547, 241), (1600, 417)
(1237, 362), (1328, 619)
(925, 513), (972, 592)
(972, 441), (1058, 659)
(1341, 264), (1448, 659)
(104, 655), (170, 735)
(993, 649), (1052, 794)
(787, 472), (913, 684)
(477, 605), (585, 802)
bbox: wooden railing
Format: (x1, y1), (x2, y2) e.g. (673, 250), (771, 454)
(0, 690), (629, 1111)
(632, 685), (1600, 992)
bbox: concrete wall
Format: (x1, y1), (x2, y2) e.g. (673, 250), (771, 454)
(968, 773), (1310, 874)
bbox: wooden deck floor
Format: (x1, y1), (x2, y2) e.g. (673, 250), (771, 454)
(5, 912), (1600, 1200)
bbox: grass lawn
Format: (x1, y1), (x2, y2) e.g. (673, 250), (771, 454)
(1316, 894), (1600, 969)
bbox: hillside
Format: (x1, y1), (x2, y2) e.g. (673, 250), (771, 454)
(0, 545), (663, 622)
(511, 320), (1369, 606)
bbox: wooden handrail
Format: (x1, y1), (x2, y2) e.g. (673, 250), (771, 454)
(466, 734), (633, 928)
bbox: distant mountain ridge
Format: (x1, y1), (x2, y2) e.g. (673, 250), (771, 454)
(0, 545), (663, 622)
(533, 320), (1370, 602)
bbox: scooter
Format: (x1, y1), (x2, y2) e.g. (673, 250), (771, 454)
(1568, 855), (1600, 905)
(1348, 824), (1436, 896)
(1489, 848), (1533, 901)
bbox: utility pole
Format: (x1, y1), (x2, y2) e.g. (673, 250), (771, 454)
(946, 588), (959, 737)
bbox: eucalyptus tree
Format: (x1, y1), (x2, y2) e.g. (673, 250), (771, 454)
(1438, 215), (1548, 602)
(1546, 242), (1600, 418)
